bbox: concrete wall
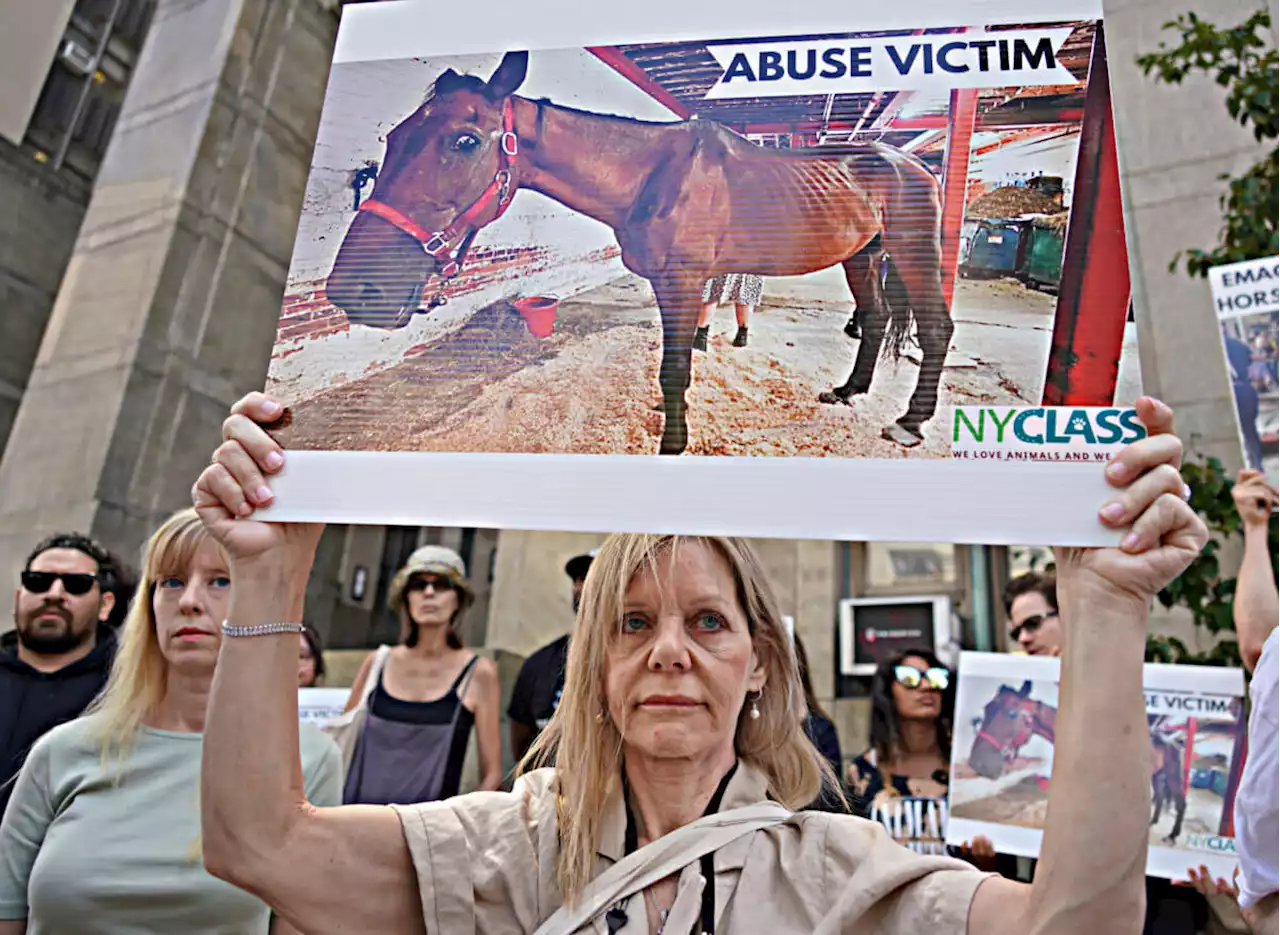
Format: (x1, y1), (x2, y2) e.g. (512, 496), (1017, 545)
(1105, 0), (1275, 469)
(267, 48), (680, 403)
(0, 0), (340, 601)
(0, 145), (88, 457)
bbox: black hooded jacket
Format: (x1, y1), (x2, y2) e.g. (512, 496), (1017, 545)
(0, 625), (116, 817)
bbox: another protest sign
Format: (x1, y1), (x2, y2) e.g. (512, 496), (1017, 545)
(1210, 256), (1279, 486)
(299, 688), (349, 727)
(947, 652), (1247, 881)
(262, 0), (1141, 545)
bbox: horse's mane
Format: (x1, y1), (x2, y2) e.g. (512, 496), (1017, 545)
(532, 97), (683, 129)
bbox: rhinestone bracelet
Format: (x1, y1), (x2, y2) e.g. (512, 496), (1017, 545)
(220, 621), (306, 638)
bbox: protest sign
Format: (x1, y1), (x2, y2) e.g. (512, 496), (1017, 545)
(263, 0), (1140, 544)
(298, 687), (349, 727)
(947, 652), (1248, 881)
(1209, 256), (1279, 486)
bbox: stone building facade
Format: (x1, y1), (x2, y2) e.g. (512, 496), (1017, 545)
(0, 0), (1271, 786)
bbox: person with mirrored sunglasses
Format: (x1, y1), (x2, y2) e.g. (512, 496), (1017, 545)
(849, 651), (997, 867)
(0, 533), (123, 819)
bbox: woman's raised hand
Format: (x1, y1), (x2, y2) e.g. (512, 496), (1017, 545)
(191, 392), (323, 565)
(1057, 396), (1207, 609)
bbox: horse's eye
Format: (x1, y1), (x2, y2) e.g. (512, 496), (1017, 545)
(451, 133), (481, 152)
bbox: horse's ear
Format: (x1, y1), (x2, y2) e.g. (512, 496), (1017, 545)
(435, 68), (464, 93)
(1018, 680), (1032, 696)
(485, 51), (528, 100)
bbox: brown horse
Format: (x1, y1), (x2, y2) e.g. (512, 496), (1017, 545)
(325, 51), (953, 455)
(967, 683), (1188, 845)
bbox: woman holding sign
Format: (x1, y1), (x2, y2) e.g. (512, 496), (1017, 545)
(192, 394), (1205, 935)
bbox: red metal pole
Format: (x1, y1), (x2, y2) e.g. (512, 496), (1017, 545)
(940, 88), (979, 308)
(585, 47), (691, 119)
(1182, 718), (1197, 798)
(1042, 24), (1131, 405)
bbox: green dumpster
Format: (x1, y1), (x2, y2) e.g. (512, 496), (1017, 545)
(1019, 217), (1067, 291)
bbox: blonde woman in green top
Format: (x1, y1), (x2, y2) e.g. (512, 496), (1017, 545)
(0, 509), (341, 935)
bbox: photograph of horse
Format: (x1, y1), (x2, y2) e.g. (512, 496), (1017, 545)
(323, 50), (952, 454)
(961, 681), (1187, 845)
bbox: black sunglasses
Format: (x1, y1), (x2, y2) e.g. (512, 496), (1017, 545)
(21, 570), (99, 597)
(405, 574), (455, 594)
(1010, 611), (1057, 642)
(893, 665), (950, 691)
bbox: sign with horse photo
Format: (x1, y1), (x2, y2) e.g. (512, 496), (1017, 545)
(947, 653), (1248, 881)
(262, 0), (1141, 544)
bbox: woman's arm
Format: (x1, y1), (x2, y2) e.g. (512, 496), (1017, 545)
(0, 922), (27, 934)
(1231, 471), (1278, 672)
(969, 397), (1208, 935)
(469, 657), (504, 791)
(195, 395), (427, 935)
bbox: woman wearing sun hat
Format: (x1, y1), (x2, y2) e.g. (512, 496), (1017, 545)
(334, 544), (502, 804)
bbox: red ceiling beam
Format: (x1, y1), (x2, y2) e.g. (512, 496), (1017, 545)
(586, 47), (692, 119)
(886, 109), (1084, 130)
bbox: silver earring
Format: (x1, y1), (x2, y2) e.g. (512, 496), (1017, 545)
(749, 693), (761, 720)
(595, 711), (605, 723)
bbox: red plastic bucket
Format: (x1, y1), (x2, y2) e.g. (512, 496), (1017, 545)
(512, 295), (559, 338)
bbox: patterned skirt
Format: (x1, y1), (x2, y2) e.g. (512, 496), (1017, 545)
(702, 273), (764, 307)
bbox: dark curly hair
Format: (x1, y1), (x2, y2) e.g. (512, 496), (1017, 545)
(868, 649), (955, 767)
(25, 532), (117, 590)
(301, 625), (327, 683)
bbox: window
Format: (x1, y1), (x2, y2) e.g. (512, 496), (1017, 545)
(24, 0), (156, 182)
(864, 542), (958, 590)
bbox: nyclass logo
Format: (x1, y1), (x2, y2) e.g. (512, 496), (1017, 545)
(951, 407), (1147, 462)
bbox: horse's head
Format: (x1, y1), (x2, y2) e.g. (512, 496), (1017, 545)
(968, 680), (1035, 780)
(327, 51), (530, 329)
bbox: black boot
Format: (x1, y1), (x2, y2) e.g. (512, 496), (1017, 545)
(693, 326), (709, 352)
(732, 325), (749, 347)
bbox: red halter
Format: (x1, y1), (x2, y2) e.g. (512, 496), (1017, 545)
(357, 99), (519, 283)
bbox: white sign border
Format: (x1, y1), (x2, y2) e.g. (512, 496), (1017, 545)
(264, 452), (1125, 546)
(333, 0), (1104, 64)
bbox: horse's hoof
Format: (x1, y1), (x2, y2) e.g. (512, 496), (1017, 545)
(881, 423), (924, 447)
(818, 390), (851, 406)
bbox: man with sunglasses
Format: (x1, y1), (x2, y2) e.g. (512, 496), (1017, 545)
(1, 533), (120, 817)
(1002, 571), (1063, 656)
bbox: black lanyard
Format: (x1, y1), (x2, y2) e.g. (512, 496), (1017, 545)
(623, 763), (738, 935)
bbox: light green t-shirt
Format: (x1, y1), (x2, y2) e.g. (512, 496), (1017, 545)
(0, 714), (342, 934)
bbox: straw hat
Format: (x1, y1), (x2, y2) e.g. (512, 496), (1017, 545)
(389, 545), (473, 612)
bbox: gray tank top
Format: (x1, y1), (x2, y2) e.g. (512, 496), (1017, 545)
(343, 655), (478, 805)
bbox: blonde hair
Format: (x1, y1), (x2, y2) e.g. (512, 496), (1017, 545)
(520, 534), (843, 903)
(86, 509), (223, 766)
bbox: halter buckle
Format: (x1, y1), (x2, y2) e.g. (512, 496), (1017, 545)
(423, 232), (451, 256)
(500, 131), (518, 157)
(439, 260), (460, 278)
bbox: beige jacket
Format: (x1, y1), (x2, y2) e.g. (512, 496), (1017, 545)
(393, 764), (986, 934)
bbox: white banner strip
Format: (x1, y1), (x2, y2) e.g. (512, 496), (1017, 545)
(262, 451), (1124, 547)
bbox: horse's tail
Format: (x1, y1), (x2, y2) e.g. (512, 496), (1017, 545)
(880, 252), (914, 363)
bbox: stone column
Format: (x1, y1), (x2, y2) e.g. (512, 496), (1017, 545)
(1105, 0), (1274, 466)
(0, 0), (337, 612)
